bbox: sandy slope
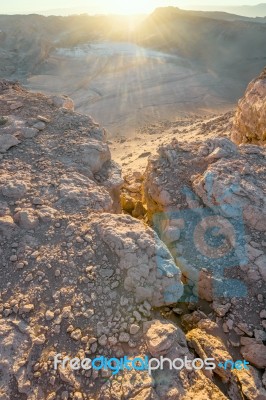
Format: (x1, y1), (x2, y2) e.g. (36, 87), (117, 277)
(26, 42), (236, 136)
(109, 111), (234, 175)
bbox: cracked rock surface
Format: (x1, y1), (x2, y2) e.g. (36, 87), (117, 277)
(1, 75), (266, 400)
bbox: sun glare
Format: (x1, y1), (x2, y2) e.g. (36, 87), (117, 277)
(110, 0), (153, 14)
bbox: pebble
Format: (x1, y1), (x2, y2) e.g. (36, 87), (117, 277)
(70, 329), (82, 341)
(33, 197), (44, 205)
(45, 310), (55, 321)
(34, 334), (46, 345)
(118, 332), (130, 343)
(25, 273), (33, 282)
(129, 324), (140, 335)
(20, 304), (34, 313)
(98, 335), (108, 346)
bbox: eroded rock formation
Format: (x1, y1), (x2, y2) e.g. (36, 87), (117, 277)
(231, 67), (266, 144)
(1, 79), (266, 399)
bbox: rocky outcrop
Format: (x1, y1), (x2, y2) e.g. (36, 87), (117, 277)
(143, 137), (266, 393)
(143, 138), (266, 291)
(0, 80), (187, 399)
(1, 79), (266, 399)
(231, 67), (266, 144)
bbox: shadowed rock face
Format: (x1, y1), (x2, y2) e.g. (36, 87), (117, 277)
(231, 67), (266, 145)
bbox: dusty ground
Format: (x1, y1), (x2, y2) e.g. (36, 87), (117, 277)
(110, 111), (234, 174)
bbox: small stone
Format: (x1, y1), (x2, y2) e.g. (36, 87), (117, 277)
(223, 322), (229, 333)
(33, 121), (46, 131)
(70, 329), (82, 341)
(14, 209), (39, 230)
(20, 304), (34, 313)
(34, 334), (46, 345)
(73, 392), (83, 400)
(241, 343), (266, 368)
(62, 306), (72, 318)
(20, 127), (38, 138)
(212, 302), (231, 317)
(254, 329), (266, 341)
(98, 335), (108, 346)
(33, 197), (44, 205)
(237, 322), (253, 337)
(133, 311), (142, 322)
(47, 392), (56, 400)
(258, 294), (264, 303)
(120, 297), (128, 306)
(0, 134), (20, 153)
(119, 332), (130, 343)
(45, 310), (55, 321)
(108, 336), (118, 346)
(37, 115), (50, 123)
(88, 337), (97, 345)
(2, 181), (27, 198)
(226, 319), (234, 331)
(130, 324), (140, 335)
(10, 254), (18, 262)
(10, 102), (23, 110)
(99, 268), (114, 278)
(61, 391), (69, 400)
(81, 336), (89, 343)
(25, 273), (33, 282)
(85, 309), (94, 318)
(172, 308), (184, 315)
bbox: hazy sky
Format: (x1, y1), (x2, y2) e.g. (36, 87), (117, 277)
(0, 0), (262, 15)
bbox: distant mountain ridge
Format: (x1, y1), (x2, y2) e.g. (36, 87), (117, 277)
(209, 3), (266, 18)
(136, 7), (266, 82)
(0, 7), (265, 85)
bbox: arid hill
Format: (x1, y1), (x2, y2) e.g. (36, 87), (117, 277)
(0, 9), (265, 135)
(136, 7), (266, 82)
(0, 67), (266, 399)
(0, 8), (266, 83)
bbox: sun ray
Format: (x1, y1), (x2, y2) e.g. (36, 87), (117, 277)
(110, 0), (153, 15)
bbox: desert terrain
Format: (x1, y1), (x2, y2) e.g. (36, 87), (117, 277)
(1, 9), (266, 134)
(0, 6), (266, 400)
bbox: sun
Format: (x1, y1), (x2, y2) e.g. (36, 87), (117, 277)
(110, 0), (153, 14)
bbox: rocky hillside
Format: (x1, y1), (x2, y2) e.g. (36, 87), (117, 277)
(0, 14), (138, 79)
(0, 75), (266, 400)
(136, 7), (266, 81)
(0, 9), (266, 85)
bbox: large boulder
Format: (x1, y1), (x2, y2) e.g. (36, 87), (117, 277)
(231, 67), (266, 144)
